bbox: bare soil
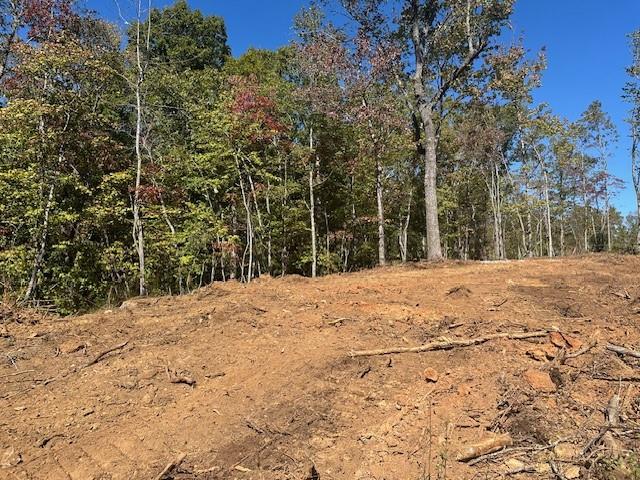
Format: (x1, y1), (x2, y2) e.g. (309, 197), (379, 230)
(2, 255), (640, 479)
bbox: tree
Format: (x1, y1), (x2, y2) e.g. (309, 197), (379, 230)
(576, 101), (618, 251)
(339, 0), (514, 260)
(138, 0), (229, 72)
(625, 29), (640, 252)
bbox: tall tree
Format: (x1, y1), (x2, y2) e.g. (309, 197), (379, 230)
(625, 29), (640, 252)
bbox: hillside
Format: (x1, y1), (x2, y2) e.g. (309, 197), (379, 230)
(2, 256), (640, 479)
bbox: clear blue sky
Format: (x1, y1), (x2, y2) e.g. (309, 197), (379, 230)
(88, 0), (640, 214)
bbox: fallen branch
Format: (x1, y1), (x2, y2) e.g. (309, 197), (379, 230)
(154, 452), (186, 480)
(582, 394), (622, 457)
(350, 329), (555, 358)
(594, 374), (640, 382)
(83, 340), (129, 368)
(607, 344), (640, 359)
(0, 369), (35, 379)
(457, 434), (513, 462)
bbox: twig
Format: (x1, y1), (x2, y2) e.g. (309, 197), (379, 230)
(0, 369), (35, 379)
(154, 452), (186, 480)
(350, 329), (555, 357)
(549, 459), (567, 480)
(566, 340), (597, 360)
(328, 317), (349, 326)
(83, 341), (129, 368)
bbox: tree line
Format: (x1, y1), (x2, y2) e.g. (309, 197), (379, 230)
(1, 0), (639, 312)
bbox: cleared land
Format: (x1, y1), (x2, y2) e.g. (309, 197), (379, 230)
(2, 255), (640, 479)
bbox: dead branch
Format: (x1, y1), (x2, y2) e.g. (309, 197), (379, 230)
(466, 437), (569, 466)
(607, 343), (640, 359)
(457, 433), (513, 462)
(565, 340), (597, 361)
(154, 452), (186, 480)
(83, 340), (129, 368)
(0, 369), (35, 379)
(594, 374), (640, 382)
(582, 394), (622, 458)
(350, 329), (555, 357)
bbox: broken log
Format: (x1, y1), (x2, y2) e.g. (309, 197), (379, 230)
(350, 330), (555, 358)
(457, 433), (513, 462)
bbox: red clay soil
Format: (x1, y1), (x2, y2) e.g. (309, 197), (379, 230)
(2, 255), (640, 479)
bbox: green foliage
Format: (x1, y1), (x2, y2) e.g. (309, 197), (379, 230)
(0, 0), (635, 313)
(131, 0), (230, 71)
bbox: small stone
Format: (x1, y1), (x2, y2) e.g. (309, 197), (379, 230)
(550, 332), (567, 348)
(142, 387), (156, 406)
(423, 367), (439, 383)
(1, 447), (22, 468)
(554, 443), (578, 460)
(536, 463), (551, 474)
(564, 335), (583, 351)
(524, 369), (556, 392)
(565, 466), (581, 479)
(526, 349), (548, 362)
(505, 458), (525, 471)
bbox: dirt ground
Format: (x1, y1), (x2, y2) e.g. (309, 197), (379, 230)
(2, 255), (640, 480)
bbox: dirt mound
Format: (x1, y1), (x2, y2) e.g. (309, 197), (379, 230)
(2, 255), (640, 479)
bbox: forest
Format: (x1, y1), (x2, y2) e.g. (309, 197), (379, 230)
(2, 0), (640, 313)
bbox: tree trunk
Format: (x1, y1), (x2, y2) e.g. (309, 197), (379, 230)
(375, 158), (386, 266)
(399, 193), (412, 263)
(420, 105), (443, 261)
(132, 0), (149, 296)
(309, 128), (317, 278)
(24, 184), (54, 302)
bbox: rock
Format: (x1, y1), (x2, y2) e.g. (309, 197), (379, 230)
(549, 332), (583, 351)
(536, 463), (551, 474)
(142, 386), (157, 406)
(550, 332), (567, 348)
(423, 367), (439, 383)
(541, 343), (558, 359)
(524, 369), (556, 392)
(564, 335), (583, 351)
(526, 349), (548, 362)
(565, 466), (581, 479)
(1, 447), (22, 468)
(554, 443), (578, 460)
(505, 458), (526, 471)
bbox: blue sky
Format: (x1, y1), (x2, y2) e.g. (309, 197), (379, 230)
(88, 0), (640, 214)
